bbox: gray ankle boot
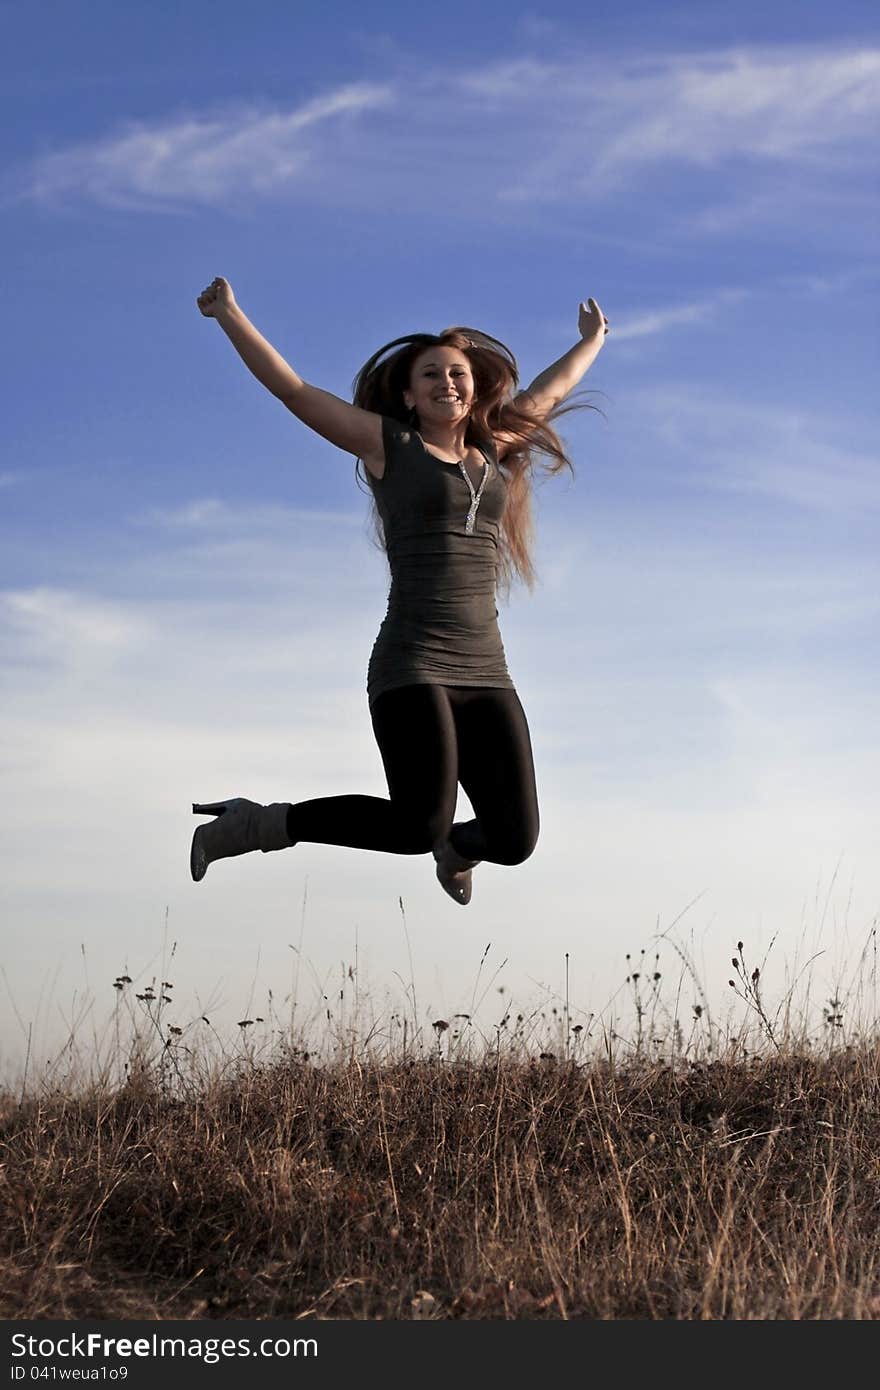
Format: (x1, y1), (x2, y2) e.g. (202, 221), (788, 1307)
(433, 838), (480, 906)
(190, 798), (292, 881)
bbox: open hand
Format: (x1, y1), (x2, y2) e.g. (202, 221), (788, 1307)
(197, 276), (237, 318)
(578, 297), (609, 342)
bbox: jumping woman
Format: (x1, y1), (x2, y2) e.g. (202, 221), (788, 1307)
(191, 277), (608, 904)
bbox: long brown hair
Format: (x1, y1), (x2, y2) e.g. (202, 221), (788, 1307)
(352, 327), (598, 599)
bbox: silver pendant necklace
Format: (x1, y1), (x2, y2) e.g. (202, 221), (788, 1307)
(458, 457), (490, 535)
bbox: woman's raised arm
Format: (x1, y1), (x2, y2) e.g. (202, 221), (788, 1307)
(197, 277), (383, 461)
(515, 297), (609, 417)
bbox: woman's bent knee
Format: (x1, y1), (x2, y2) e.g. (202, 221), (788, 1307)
(493, 825), (539, 866)
(392, 813), (445, 856)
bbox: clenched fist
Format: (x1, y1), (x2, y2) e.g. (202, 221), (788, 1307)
(197, 276), (237, 318)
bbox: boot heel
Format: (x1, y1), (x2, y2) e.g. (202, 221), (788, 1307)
(190, 798), (292, 881)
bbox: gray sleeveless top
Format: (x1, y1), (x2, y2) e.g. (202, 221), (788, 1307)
(366, 415), (516, 708)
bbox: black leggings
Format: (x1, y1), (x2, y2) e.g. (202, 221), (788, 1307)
(285, 684), (539, 864)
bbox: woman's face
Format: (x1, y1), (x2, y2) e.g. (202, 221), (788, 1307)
(404, 345), (475, 429)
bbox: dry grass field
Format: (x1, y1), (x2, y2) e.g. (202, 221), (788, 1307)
(3, 938), (880, 1320)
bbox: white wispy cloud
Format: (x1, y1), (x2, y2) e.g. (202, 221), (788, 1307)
(19, 82), (395, 211)
(0, 501), (388, 720)
(770, 267), (880, 297)
(612, 288), (748, 341)
(711, 444), (880, 515)
(587, 47), (880, 177)
(3, 586), (152, 656)
(143, 497), (363, 531)
(627, 387), (880, 516)
(15, 44), (878, 218)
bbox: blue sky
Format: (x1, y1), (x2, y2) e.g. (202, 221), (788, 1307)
(2, 1), (878, 1073)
